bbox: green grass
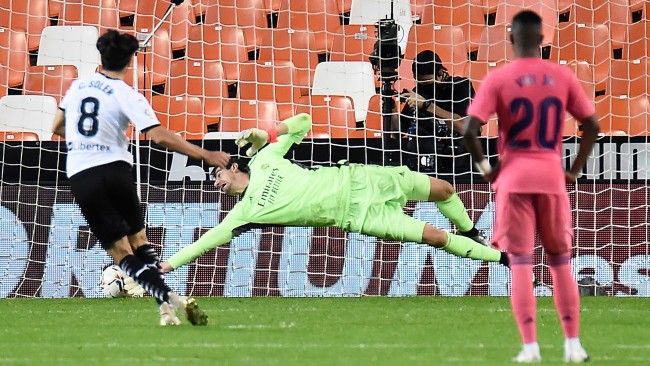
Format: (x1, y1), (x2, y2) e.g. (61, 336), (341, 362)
(1, 297), (648, 365)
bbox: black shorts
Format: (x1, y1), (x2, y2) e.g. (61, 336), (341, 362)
(69, 161), (144, 249)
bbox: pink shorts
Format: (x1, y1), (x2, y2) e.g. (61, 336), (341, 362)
(493, 192), (574, 255)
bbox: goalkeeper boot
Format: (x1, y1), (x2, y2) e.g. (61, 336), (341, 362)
(512, 344), (542, 363)
(460, 228), (493, 248)
(169, 292), (208, 326)
(159, 302), (181, 326)
(564, 340), (589, 363)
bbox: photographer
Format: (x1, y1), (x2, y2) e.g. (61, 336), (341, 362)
(393, 51), (476, 172)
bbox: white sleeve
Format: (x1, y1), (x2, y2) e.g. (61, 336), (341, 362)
(59, 80), (77, 111)
(116, 86), (161, 132)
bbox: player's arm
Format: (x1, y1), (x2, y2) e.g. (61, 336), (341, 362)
(565, 71), (600, 182)
(236, 113), (312, 157)
(51, 109), (66, 138)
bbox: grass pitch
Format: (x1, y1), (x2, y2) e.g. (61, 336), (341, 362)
(1, 297), (648, 365)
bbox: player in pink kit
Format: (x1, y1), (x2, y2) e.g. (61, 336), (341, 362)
(463, 11), (600, 363)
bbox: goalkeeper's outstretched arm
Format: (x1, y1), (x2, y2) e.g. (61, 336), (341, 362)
(236, 113), (312, 157)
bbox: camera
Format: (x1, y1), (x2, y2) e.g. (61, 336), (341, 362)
(369, 19), (402, 80)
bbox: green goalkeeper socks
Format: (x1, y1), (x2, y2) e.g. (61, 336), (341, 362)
(436, 193), (474, 232)
(442, 233), (502, 262)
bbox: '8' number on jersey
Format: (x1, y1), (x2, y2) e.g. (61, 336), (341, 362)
(77, 97), (100, 137)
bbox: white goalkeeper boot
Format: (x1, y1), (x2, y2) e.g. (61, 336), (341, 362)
(168, 292), (208, 326)
(159, 302), (181, 326)
(512, 343), (542, 363)
(564, 339), (589, 363)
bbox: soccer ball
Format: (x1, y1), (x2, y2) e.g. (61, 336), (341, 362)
(100, 265), (127, 298)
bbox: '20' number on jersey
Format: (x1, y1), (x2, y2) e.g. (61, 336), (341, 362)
(507, 96), (563, 149)
(77, 97), (100, 137)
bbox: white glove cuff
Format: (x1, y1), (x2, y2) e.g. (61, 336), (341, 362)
(475, 159), (492, 176)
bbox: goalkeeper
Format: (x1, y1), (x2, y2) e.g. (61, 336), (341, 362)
(161, 113), (509, 272)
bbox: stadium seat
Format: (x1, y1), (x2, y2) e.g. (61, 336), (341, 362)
(116, 0), (137, 20)
(626, 20), (649, 61)
(276, 0), (340, 52)
(348, 0), (412, 52)
(0, 27), (29, 88)
(219, 99), (279, 132)
(204, 0), (270, 51)
(610, 58), (648, 97)
(0, 95), (57, 140)
(37, 26), (100, 78)
(429, 0), (485, 53)
(329, 25), (378, 62)
(596, 95), (650, 136)
(312, 61), (376, 122)
(168, 59), (227, 126)
(187, 24), (248, 83)
(561, 0), (629, 50)
(494, 0), (557, 46)
(238, 61), (300, 119)
(364, 94), (386, 138)
(0, 0), (48, 51)
(60, 0), (120, 34)
(551, 23), (610, 89)
(151, 95), (205, 139)
(136, 28), (172, 87)
(192, 0), (218, 20)
(464, 61), (506, 92)
(295, 95), (358, 139)
(0, 131), (39, 141)
(48, 0), (63, 19)
(410, 0), (431, 23)
(404, 24), (469, 78)
(476, 25), (515, 62)
(258, 29), (320, 91)
(0, 65), (7, 97)
(23, 65), (78, 103)
(133, 0), (195, 54)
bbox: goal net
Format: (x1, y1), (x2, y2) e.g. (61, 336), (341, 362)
(0, 0), (648, 298)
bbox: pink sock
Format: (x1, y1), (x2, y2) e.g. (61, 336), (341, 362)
(549, 254), (580, 338)
(510, 254), (537, 344)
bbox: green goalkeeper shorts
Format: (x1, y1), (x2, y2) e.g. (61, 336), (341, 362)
(342, 164), (431, 243)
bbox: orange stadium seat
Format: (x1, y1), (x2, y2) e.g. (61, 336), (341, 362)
(404, 24), (469, 77)
(329, 25), (377, 62)
(60, 0), (120, 33)
(562, 61), (596, 135)
(192, 0), (218, 19)
(494, 0), (557, 46)
(204, 0), (270, 50)
(220, 99), (279, 132)
(116, 0), (137, 20)
(610, 58), (649, 97)
(626, 19), (649, 60)
(258, 29), (319, 92)
(0, 28), (29, 88)
(238, 61), (299, 119)
(597, 95), (650, 136)
(476, 25), (515, 62)
(137, 28), (172, 87)
(0, 0), (48, 51)
(364, 94), (386, 138)
(48, 0), (63, 19)
(551, 23), (610, 89)
(336, 0), (352, 14)
(295, 95), (358, 139)
(561, 0), (629, 50)
(168, 59), (227, 126)
(133, 0), (195, 54)
(152, 95), (205, 139)
(187, 24), (248, 83)
(0, 131), (40, 141)
(0, 65), (7, 97)
(276, 0), (340, 52)
(428, 0), (485, 53)
(465, 61), (506, 92)
(23, 65), (77, 103)
(410, 0), (431, 23)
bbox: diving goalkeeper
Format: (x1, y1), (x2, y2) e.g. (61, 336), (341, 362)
(161, 113), (509, 272)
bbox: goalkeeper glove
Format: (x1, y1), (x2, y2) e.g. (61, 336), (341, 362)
(235, 128), (274, 157)
(123, 275), (145, 297)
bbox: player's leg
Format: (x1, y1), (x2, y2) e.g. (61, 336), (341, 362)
(536, 194), (588, 363)
(496, 193), (540, 363)
(406, 169), (489, 246)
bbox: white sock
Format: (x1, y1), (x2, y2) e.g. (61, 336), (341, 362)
(523, 342), (540, 354)
(565, 337), (582, 349)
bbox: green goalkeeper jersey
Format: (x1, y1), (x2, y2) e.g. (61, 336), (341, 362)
(167, 114), (353, 269)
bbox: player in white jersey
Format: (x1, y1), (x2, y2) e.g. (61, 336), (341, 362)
(51, 29), (228, 326)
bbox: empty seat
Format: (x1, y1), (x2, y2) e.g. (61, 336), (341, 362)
(563, 60), (595, 135)
(204, 0), (269, 50)
(312, 61), (376, 122)
(0, 27), (29, 88)
(168, 59), (227, 125)
(258, 29), (321, 90)
(465, 61), (506, 92)
(133, 0), (194, 54)
(597, 95), (650, 136)
(348, 0), (413, 52)
(551, 23), (610, 88)
(219, 99), (279, 132)
(0, 0), (48, 51)
(151, 95), (205, 139)
(364, 94), (386, 138)
(404, 24), (469, 77)
(494, 0), (558, 45)
(49, 0), (63, 19)
(60, 0), (120, 33)
(476, 25), (515, 62)
(187, 24), (248, 83)
(137, 28), (172, 87)
(410, 0), (432, 23)
(0, 95), (57, 140)
(238, 61), (299, 119)
(276, 0), (340, 52)
(0, 131), (39, 141)
(295, 95), (358, 138)
(192, 0), (218, 19)
(429, 0), (485, 52)
(561, 0), (629, 49)
(329, 25), (378, 62)
(610, 58), (648, 97)
(23, 65), (78, 103)
(37, 26), (101, 78)
(626, 19), (649, 60)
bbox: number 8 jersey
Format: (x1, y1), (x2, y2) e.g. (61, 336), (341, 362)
(60, 72), (160, 178)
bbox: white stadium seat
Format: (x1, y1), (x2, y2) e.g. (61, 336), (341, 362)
(37, 26), (100, 78)
(348, 0), (413, 53)
(0, 95), (57, 140)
